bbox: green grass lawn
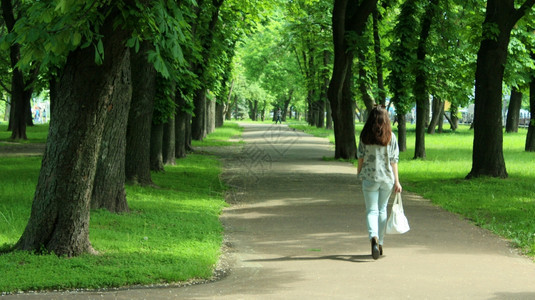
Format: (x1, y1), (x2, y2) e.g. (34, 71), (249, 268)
(0, 122), (243, 294)
(289, 121), (535, 258)
(0, 124), (49, 144)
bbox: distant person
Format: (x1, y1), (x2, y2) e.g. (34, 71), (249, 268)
(34, 105), (41, 123)
(275, 108), (282, 124)
(357, 105), (402, 260)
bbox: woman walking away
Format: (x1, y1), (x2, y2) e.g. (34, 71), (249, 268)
(357, 105), (402, 260)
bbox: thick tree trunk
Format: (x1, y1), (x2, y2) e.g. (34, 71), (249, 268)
(325, 99), (333, 129)
(175, 92), (189, 159)
(316, 99), (325, 128)
(91, 51), (132, 213)
(449, 104), (459, 131)
(1, 0), (28, 140)
(414, 99), (427, 159)
(191, 89), (207, 140)
(526, 71), (535, 151)
(397, 114), (407, 152)
(328, 0), (377, 159)
(505, 87), (522, 133)
(15, 5), (132, 256)
(150, 122), (165, 172)
(162, 118), (176, 165)
(206, 98), (215, 135)
(466, 0), (535, 178)
(282, 95), (291, 122)
(428, 96), (443, 134)
(437, 102), (445, 133)
(125, 42), (156, 186)
(333, 65), (357, 159)
(184, 113), (193, 152)
(215, 101), (224, 127)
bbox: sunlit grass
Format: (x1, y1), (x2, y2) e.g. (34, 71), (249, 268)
(290, 122), (535, 258)
(191, 121), (244, 147)
(0, 123), (240, 293)
(0, 124), (49, 144)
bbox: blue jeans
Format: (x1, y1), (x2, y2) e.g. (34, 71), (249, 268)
(362, 180), (394, 245)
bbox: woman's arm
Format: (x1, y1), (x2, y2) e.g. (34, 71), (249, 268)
(358, 158), (364, 174)
(391, 162), (402, 193)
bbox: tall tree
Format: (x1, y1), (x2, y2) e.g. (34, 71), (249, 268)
(1, 0), (37, 140)
(428, 96), (444, 134)
(191, 0), (225, 141)
(467, 0), (535, 179)
(413, 0), (439, 159)
(328, 0), (377, 159)
(91, 50), (132, 212)
(505, 86), (522, 133)
(15, 2), (137, 256)
(387, 0), (420, 152)
(125, 42), (156, 186)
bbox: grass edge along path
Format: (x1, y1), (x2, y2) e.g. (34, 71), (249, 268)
(0, 122), (243, 294)
(288, 121), (535, 260)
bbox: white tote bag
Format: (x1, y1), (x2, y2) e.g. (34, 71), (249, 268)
(386, 193), (410, 234)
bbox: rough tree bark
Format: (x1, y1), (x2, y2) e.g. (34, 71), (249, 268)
(206, 98), (215, 135)
(448, 104), (459, 131)
(91, 51), (132, 213)
(505, 86), (522, 133)
(125, 42), (156, 186)
(327, 0), (377, 159)
(162, 118), (176, 165)
(428, 96), (444, 134)
(437, 102), (444, 133)
(215, 101), (224, 128)
(15, 4), (133, 256)
(467, 0), (535, 179)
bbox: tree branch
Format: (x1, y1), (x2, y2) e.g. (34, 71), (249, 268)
(513, 0), (535, 23)
(0, 79), (12, 94)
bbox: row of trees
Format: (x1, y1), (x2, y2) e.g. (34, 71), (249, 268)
(235, 0), (535, 179)
(0, 0), (267, 257)
(1, 0), (534, 258)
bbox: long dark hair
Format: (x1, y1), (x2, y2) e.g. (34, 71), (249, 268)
(360, 106), (392, 146)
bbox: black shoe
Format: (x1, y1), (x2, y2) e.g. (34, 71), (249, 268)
(371, 237), (380, 260)
(379, 245), (383, 256)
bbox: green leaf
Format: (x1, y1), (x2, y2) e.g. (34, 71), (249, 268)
(55, 0), (68, 13)
(97, 39), (104, 55)
(72, 32), (82, 46)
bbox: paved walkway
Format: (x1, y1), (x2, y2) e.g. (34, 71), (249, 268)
(7, 123), (535, 299)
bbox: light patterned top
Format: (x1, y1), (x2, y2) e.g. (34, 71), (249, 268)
(357, 133), (399, 185)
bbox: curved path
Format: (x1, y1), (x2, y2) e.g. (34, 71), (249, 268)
(8, 123), (535, 299)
